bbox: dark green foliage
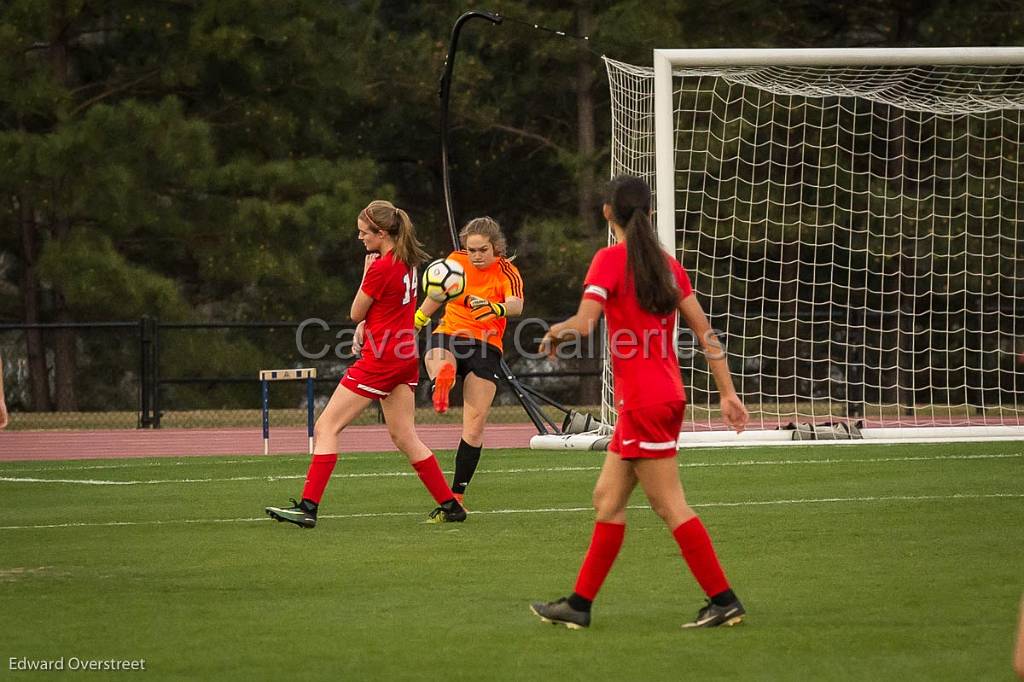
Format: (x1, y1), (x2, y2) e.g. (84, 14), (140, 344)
(2, 1), (1023, 410)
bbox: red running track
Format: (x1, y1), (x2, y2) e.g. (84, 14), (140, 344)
(0, 424), (540, 462)
(4, 416), (1017, 462)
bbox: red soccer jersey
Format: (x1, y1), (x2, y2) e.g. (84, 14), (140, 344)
(359, 250), (419, 364)
(581, 243), (694, 411)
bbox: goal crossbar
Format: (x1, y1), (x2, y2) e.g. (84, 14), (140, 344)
(655, 47), (1024, 68)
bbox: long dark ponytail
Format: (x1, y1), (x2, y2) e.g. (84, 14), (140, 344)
(606, 176), (678, 315)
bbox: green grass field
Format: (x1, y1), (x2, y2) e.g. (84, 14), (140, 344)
(1, 442), (1022, 680)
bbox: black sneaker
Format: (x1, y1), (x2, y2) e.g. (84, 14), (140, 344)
(529, 597), (590, 630)
(425, 498), (467, 524)
(265, 498), (318, 528)
(681, 598), (746, 628)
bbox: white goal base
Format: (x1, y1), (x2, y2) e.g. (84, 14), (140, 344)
(531, 426), (1024, 450)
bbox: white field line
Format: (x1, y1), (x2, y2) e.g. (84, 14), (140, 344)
(0, 452), (400, 474)
(0, 440), (997, 474)
(0, 492), (1020, 531)
(0, 452), (1020, 487)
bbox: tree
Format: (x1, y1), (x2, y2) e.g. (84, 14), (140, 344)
(3, 0), (1021, 415)
(0, 1), (384, 410)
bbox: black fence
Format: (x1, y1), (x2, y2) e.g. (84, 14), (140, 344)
(3, 307), (1021, 431)
(0, 319), (602, 430)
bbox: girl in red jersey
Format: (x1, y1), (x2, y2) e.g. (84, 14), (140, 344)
(265, 200), (466, 527)
(530, 176), (749, 629)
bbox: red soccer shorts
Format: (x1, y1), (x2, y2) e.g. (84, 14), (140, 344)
(609, 400), (685, 459)
(340, 357), (419, 400)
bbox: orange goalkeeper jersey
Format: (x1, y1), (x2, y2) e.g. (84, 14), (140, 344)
(434, 250), (524, 351)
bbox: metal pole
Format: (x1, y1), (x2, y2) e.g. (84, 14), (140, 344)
(151, 317), (161, 428)
(138, 317), (149, 428)
(498, 358), (556, 434)
(306, 376), (315, 455)
(439, 10), (503, 247)
(653, 50), (676, 256)
(261, 379), (270, 455)
(437, 10), (599, 438)
(653, 46), (1024, 67)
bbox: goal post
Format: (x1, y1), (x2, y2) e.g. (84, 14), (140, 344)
(533, 47), (1024, 449)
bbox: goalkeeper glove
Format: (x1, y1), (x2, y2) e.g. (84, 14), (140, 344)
(466, 295), (506, 321)
(414, 309), (431, 331)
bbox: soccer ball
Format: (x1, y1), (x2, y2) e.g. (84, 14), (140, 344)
(422, 258), (466, 302)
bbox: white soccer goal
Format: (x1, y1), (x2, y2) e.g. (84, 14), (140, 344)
(534, 48), (1024, 449)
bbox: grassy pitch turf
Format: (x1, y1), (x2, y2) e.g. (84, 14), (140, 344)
(1, 442), (1022, 680)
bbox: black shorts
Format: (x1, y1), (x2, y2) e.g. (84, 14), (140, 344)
(426, 333), (503, 384)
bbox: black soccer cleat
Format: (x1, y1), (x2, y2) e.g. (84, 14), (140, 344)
(529, 597), (591, 630)
(425, 498), (467, 524)
(681, 598), (746, 628)
(265, 498), (318, 529)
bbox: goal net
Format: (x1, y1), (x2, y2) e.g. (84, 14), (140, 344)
(535, 48), (1024, 449)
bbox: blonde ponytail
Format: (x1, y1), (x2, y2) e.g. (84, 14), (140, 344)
(361, 200), (429, 267)
(392, 207), (430, 267)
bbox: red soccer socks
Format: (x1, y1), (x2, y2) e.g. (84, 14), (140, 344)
(300, 453), (338, 504)
(412, 454), (456, 505)
(672, 517), (730, 598)
(573, 521), (627, 601)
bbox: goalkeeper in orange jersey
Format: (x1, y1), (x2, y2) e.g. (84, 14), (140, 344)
(414, 217), (524, 509)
